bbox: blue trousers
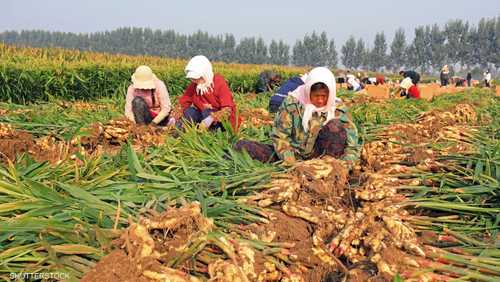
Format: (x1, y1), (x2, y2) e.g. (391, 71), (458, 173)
(132, 96), (168, 126)
(178, 107), (223, 130)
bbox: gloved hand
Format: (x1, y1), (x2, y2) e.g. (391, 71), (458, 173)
(167, 117), (176, 126)
(282, 155), (296, 167)
(200, 115), (214, 128)
(202, 103), (213, 110)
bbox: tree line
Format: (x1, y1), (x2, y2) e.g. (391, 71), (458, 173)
(0, 16), (498, 73)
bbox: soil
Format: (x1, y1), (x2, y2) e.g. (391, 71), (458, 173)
(81, 250), (151, 282)
(344, 95), (386, 107)
(240, 107), (274, 128)
(242, 210), (312, 244)
(305, 266), (342, 282)
(0, 127), (79, 164)
(345, 268), (372, 282)
(0, 135), (35, 162)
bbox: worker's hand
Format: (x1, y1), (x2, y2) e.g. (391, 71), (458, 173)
(282, 155), (297, 167)
(202, 103), (213, 110)
(211, 107), (231, 122)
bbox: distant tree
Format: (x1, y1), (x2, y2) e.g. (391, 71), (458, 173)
(369, 32), (388, 71)
(328, 39), (338, 68)
(277, 40), (290, 65)
(341, 36), (357, 69)
(255, 37), (268, 64)
(235, 37), (254, 64)
(494, 16), (500, 69)
(407, 26), (431, 72)
(269, 40), (279, 65)
(390, 28), (407, 71)
(444, 20), (469, 67)
(353, 38), (367, 69)
(292, 40), (305, 66)
(292, 31), (333, 66)
(429, 24), (447, 71)
(222, 34), (236, 63)
(317, 32), (330, 66)
(476, 17), (497, 68)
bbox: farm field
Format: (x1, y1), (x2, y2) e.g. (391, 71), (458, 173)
(0, 45), (499, 282)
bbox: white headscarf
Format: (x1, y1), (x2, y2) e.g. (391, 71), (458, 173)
(290, 67), (340, 132)
(185, 55), (214, 95)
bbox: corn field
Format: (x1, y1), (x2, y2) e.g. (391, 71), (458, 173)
(0, 44), (499, 282)
(0, 44), (306, 103)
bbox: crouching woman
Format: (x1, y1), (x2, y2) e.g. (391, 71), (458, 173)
(176, 55), (240, 131)
(125, 66), (172, 126)
(235, 67), (360, 167)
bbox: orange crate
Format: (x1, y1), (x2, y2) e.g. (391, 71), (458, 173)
(365, 85), (389, 99)
(418, 86), (436, 100)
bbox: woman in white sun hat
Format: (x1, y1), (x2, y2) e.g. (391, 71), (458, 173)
(124, 65), (173, 126)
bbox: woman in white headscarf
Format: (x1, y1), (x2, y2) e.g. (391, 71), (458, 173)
(235, 67), (360, 166)
(440, 65), (450, 86)
(176, 55), (240, 131)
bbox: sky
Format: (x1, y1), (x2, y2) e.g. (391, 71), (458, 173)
(2, 0), (499, 46)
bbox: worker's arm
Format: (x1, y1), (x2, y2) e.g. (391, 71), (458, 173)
(152, 82), (172, 124)
(338, 107), (361, 167)
(124, 86), (135, 123)
(271, 105), (297, 165)
(212, 75), (235, 122)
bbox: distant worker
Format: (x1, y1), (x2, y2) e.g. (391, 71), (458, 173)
(455, 77), (466, 87)
(346, 71), (363, 92)
(399, 77), (420, 99)
(440, 65), (450, 86)
(256, 70), (282, 93)
(175, 55), (240, 131)
(399, 70), (421, 85)
(375, 74), (385, 85)
(347, 76), (362, 92)
(346, 71), (355, 81)
(337, 76), (346, 88)
(466, 72), (472, 87)
(125, 65), (173, 126)
(268, 74), (307, 113)
(361, 77), (375, 85)
(483, 70), (492, 87)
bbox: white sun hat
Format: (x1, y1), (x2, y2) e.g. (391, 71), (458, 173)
(131, 65), (157, 89)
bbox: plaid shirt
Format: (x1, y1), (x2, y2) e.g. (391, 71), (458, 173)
(271, 96), (360, 162)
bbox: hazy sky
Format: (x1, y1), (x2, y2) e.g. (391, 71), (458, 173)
(2, 0), (499, 45)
